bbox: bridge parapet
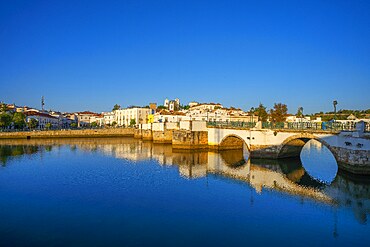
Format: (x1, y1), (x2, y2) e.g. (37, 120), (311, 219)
(206, 121), (364, 132)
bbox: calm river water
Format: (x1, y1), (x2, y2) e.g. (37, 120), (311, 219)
(0, 138), (369, 246)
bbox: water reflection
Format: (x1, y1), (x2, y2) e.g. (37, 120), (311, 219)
(0, 138), (369, 224)
(301, 140), (338, 184)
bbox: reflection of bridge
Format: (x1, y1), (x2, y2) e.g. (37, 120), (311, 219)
(1, 138), (369, 223)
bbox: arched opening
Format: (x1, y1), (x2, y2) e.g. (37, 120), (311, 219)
(300, 140), (338, 184)
(219, 135), (249, 161)
(278, 136), (338, 184)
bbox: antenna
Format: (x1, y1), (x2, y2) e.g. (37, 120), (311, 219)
(41, 96), (45, 111)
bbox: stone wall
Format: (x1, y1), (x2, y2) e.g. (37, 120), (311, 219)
(142, 130), (153, 141)
(0, 128), (135, 139)
(134, 129), (142, 139)
(153, 130), (173, 143)
(249, 144), (280, 159)
(172, 130), (208, 149)
(331, 147), (370, 175)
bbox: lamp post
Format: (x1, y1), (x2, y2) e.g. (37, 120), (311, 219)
(298, 107), (303, 129)
(250, 107), (254, 128)
(333, 100), (337, 122)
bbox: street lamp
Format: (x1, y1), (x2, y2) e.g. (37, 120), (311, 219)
(250, 107), (255, 127)
(333, 100), (338, 122)
(298, 107), (303, 129)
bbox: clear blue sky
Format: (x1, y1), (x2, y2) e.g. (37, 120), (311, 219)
(1, 0), (369, 113)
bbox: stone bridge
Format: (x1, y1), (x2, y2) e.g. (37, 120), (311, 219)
(138, 121), (370, 175)
(208, 128), (370, 175)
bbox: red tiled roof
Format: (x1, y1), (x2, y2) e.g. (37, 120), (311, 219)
(76, 111), (96, 115)
(25, 111), (58, 119)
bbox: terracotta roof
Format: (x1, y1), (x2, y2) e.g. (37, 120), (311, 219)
(157, 110), (186, 116)
(25, 111), (58, 119)
(76, 111), (96, 115)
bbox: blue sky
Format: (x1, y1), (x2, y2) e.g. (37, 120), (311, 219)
(1, 0), (369, 113)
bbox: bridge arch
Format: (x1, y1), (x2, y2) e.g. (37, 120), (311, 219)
(277, 133), (339, 162)
(219, 134), (250, 151)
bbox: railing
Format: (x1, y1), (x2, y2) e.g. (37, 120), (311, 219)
(207, 121), (256, 129)
(262, 122), (356, 131)
(207, 121), (360, 132)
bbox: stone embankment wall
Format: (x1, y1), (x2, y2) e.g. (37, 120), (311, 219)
(142, 130), (153, 141)
(0, 128), (135, 139)
(172, 130), (208, 149)
(153, 130), (173, 143)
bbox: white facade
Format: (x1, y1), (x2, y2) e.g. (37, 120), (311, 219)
(103, 112), (115, 126)
(25, 111), (59, 129)
(89, 115), (104, 126)
(187, 106), (256, 122)
(154, 112), (190, 123)
(286, 116), (311, 122)
(189, 103), (223, 112)
(115, 107), (151, 127)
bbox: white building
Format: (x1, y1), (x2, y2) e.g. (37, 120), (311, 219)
(89, 114), (104, 126)
(286, 115), (311, 122)
(188, 101), (199, 108)
(103, 112), (115, 126)
(154, 110), (190, 123)
(186, 104), (257, 122)
(189, 103), (223, 112)
(76, 111), (96, 127)
(25, 111), (59, 129)
(115, 107), (151, 127)
(50, 111), (73, 129)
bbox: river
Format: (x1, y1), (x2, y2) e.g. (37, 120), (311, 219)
(0, 138), (369, 246)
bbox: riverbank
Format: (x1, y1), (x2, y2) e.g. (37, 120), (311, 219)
(0, 128), (135, 139)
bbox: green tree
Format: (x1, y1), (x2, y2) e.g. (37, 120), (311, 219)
(180, 104), (190, 110)
(27, 118), (38, 129)
(0, 113), (12, 129)
(270, 103), (288, 122)
(157, 105), (167, 110)
(0, 103), (7, 113)
(91, 122), (98, 128)
(111, 121), (117, 127)
(254, 103), (268, 122)
(112, 104), (121, 111)
(12, 112), (26, 129)
(45, 122), (52, 130)
(129, 119), (136, 126)
(70, 122), (77, 128)
(296, 107), (304, 118)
